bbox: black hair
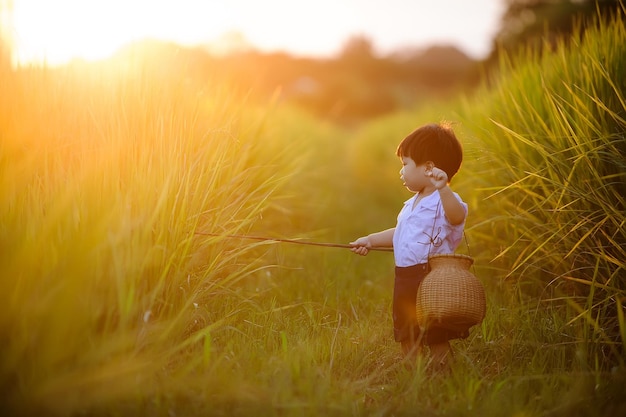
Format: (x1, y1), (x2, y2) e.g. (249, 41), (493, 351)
(395, 122), (463, 181)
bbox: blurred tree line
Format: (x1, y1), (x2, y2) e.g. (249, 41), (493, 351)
(208, 40), (480, 123)
(126, 0), (622, 123)
(2, 0), (622, 124)
(111, 37), (480, 124)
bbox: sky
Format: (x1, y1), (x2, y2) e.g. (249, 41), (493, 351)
(7, 0), (506, 66)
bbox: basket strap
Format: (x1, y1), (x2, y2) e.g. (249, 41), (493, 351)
(428, 197), (477, 277)
(463, 231), (472, 258)
(462, 231), (478, 277)
(428, 196), (479, 279)
(426, 200), (441, 260)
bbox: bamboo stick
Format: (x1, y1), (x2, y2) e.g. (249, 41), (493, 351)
(194, 232), (394, 252)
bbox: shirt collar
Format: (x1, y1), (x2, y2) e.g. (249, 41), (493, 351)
(403, 191), (440, 208)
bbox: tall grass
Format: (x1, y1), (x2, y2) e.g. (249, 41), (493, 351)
(0, 57), (302, 414)
(457, 9), (626, 369)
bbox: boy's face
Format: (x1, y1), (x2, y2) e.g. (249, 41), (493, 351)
(399, 156), (430, 193)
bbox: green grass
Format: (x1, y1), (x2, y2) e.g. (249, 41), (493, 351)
(456, 9), (626, 370)
(0, 58), (302, 415)
(1, 7), (626, 417)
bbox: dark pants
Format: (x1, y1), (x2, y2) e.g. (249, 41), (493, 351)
(393, 263), (469, 346)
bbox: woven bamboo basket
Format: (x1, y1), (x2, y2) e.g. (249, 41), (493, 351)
(416, 253), (486, 332)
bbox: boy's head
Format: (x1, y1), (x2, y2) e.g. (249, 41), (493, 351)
(396, 122), (463, 181)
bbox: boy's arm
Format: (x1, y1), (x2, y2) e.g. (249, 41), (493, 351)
(428, 167), (466, 225)
(350, 228), (395, 256)
(438, 186), (466, 225)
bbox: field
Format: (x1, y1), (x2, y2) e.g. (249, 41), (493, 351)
(1, 10), (625, 417)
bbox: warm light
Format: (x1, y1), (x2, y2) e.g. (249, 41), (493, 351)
(11, 0), (235, 66)
(9, 0), (504, 66)
(10, 0), (353, 66)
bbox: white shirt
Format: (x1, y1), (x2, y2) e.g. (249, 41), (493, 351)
(392, 191), (467, 267)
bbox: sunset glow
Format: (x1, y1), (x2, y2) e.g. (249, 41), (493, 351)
(12, 0), (235, 65)
(8, 0), (504, 66)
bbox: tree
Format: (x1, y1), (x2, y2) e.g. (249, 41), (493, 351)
(338, 35), (377, 60)
(490, 0), (623, 61)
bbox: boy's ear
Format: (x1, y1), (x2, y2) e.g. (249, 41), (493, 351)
(425, 161), (435, 171)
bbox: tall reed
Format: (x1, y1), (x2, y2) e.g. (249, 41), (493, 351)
(459, 9), (626, 368)
(0, 56), (299, 414)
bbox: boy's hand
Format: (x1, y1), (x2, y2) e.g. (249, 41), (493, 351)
(426, 166), (448, 189)
(350, 236), (371, 256)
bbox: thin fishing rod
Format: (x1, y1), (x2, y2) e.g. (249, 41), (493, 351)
(194, 232), (394, 252)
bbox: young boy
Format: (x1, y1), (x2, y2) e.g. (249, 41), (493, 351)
(350, 122), (468, 367)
